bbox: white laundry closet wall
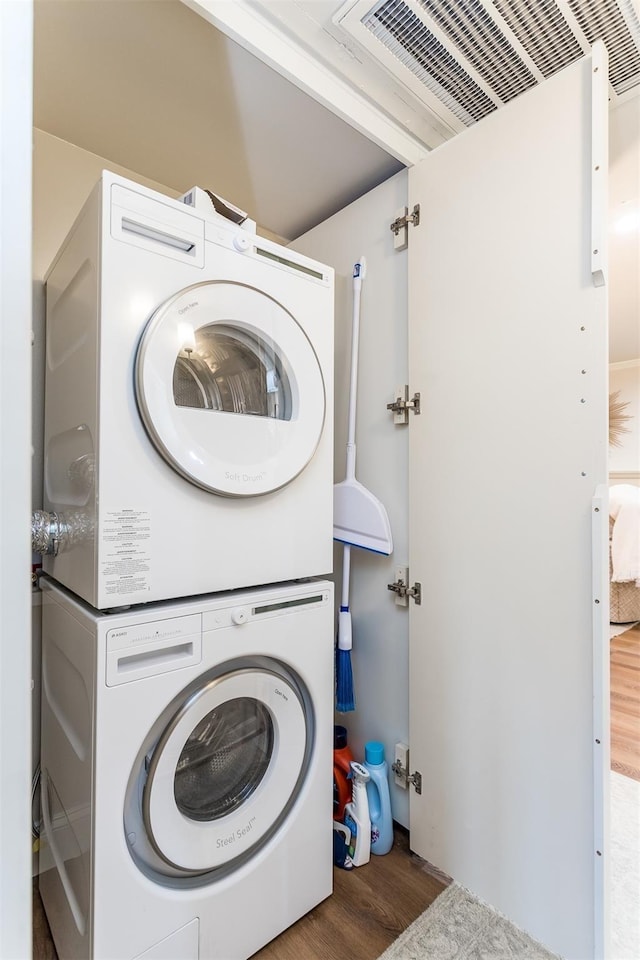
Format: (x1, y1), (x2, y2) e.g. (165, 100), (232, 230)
(293, 171), (411, 828)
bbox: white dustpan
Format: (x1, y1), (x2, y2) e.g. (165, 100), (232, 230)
(334, 476), (393, 555)
(333, 258), (393, 556)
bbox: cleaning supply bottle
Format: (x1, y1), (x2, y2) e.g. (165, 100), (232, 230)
(364, 740), (393, 855)
(343, 761), (371, 867)
(333, 725), (355, 820)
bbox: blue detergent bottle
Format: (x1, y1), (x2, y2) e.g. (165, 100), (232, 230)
(364, 741), (393, 855)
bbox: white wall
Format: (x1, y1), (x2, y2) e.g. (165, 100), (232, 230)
(609, 360), (640, 476)
(1, 1), (33, 955)
(293, 171), (411, 827)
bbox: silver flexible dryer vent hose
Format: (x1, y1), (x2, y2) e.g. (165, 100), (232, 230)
(32, 510), (66, 555)
(31, 509), (93, 556)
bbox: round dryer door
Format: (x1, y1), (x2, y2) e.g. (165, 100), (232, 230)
(141, 665), (309, 874)
(135, 281), (326, 497)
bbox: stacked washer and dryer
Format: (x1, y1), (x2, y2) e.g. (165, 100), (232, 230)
(38, 172), (335, 960)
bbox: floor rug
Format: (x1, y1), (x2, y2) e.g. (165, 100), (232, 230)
(377, 882), (560, 960)
(611, 771), (640, 960)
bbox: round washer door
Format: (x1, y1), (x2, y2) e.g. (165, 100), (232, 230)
(142, 666), (308, 873)
(135, 281), (326, 497)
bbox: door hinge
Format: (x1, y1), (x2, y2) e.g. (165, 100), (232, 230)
(387, 578), (421, 605)
(390, 204), (420, 251)
(387, 385), (420, 424)
(391, 759), (422, 794)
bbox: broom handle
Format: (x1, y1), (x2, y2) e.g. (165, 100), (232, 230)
(341, 543), (351, 609)
(345, 258), (366, 481)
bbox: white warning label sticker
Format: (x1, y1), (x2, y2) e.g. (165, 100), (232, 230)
(101, 510), (151, 596)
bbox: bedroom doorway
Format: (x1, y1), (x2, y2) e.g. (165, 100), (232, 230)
(607, 467), (640, 957)
(607, 204), (640, 952)
(608, 619), (640, 957)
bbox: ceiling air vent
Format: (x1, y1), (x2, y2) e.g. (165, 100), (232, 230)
(334, 0), (640, 134)
(566, 0), (640, 95)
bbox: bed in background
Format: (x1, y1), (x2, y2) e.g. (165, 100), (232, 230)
(609, 481), (640, 623)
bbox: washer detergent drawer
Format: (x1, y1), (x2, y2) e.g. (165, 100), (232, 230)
(106, 614), (202, 686)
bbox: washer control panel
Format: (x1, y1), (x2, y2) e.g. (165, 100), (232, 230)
(105, 613), (202, 687)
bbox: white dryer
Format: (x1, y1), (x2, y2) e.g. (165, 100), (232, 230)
(39, 576), (333, 960)
(42, 172), (333, 608)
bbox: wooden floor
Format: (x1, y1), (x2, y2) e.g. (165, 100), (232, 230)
(610, 623), (640, 782)
(33, 830), (447, 960)
(253, 831), (447, 960)
(32, 879), (57, 960)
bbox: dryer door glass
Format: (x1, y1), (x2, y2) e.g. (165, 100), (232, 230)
(173, 325), (291, 420)
(174, 697), (274, 822)
(135, 280), (327, 497)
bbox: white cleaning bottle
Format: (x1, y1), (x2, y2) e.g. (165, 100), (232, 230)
(343, 761), (371, 867)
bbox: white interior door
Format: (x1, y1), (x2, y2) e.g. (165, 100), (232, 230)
(408, 47), (609, 960)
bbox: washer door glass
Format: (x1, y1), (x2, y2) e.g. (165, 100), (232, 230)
(135, 281), (326, 497)
(142, 666), (308, 873)
(174, 697), (273, 822)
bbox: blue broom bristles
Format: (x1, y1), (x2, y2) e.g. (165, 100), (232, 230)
(336, 646), (355, 713)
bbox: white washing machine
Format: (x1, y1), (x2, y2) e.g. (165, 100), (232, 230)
(42, 171), (333, 609)
(39, 575), (333, 960)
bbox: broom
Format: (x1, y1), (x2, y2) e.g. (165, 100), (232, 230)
(336, 542), (355, 712)
(335, 258), (393, 710)
(333, 258), (393, 556)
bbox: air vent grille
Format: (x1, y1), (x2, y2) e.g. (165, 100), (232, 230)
(339, 0), (640, 133)
(492, 0), (583, 79)
(567, 0), (640, 94)
(415, 0), (538, 103)
(365, 0), (498, 123)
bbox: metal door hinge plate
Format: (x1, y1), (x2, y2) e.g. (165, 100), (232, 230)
(390, 204), (420, 251)
(390, 203), (420, 236)
(391, 759), (422, 794)
(387, 386), (420, 424)
(387, 578), (421, 605)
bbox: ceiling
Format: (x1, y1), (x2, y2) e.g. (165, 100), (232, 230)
(33, 0), (403, 241)
(187, 0), (640, 156)
(33, 0), (638, 359)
